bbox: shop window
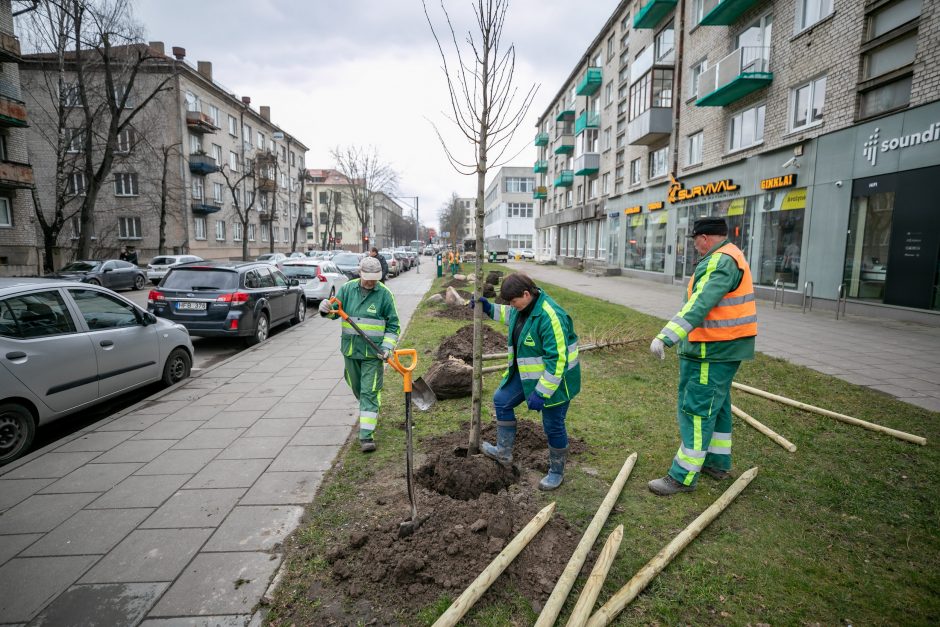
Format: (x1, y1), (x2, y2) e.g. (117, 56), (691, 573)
(844, 191), (894, 302)
(624, 212), (667, 273)
(756, 190), (806, 288)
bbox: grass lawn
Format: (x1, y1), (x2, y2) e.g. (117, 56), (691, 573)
(266, 266), (940, 626)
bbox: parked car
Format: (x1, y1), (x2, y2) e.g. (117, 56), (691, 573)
(280, 259), (347, 304)
(286, 252), (307, 260)
(0, 278), (194, 464)
(331, 252), (363, 278)
(379, 251), (400, 277)
(423, 246), (435, 256)
(148, 261), (305, 346)
(46, 259), (148, 291)
(147, 255), (203, 285)
(256, 253), (289, 265)
(393, 251), (411, 271)
(519, 249), (536, 259)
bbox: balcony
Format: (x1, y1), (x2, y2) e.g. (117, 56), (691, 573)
(699, 0), (762, 25)
(575, 67), (602, 96)
(555, 100), (575, 121)
(300, 217), (314, 228)
(0, 160), (33, 189)
(553, 124), (574, 155)
(185, 110), (220, 134)
(534, 159), (548, 174)
(554, 170), (574, 188)
(188, 153), (219, 175)
(0, 32), (21, 63)
(534, 131), (549, 147)
(258, 210), (279, 222)
(533, 186), (548, 200)
(575, 111), (600, 135)
(628, 107), (672, 145)
(257, 177), (277, 193)
(574, 153), (600, 176)
(191, 202), (221, 215)
(634, 0), (677, 29)
(0, 94), (28, 128)
(696, 46), (772, 107)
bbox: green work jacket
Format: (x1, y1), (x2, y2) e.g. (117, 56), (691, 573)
(657, 239), (756, 363)
(325, 279), (401, 360)
(489, 290), (581, 407)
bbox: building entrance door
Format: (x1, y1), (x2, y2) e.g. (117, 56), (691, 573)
(607, 214), (620, 267)
(674, 224), (692, 283)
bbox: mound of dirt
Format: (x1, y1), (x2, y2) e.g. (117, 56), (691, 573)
(416, 448), (519, 500)
(482, 282), (497, 298)
(486, 270), (503, 284)
(436, 323), (507, 363)
(443, 278), (468, 289)
(422, 358), (472, 399)
(431, 303), (476, 321)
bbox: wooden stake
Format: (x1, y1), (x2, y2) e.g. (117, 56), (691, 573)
(482, 339), (642, 362)
(732, 382), (927, 446)
(731, 405), (797, 453)
(432, 502), (556, 627)
(535, 453), (638, 627)
(586, 467), (759, 627)
(565, 525), (624, 627)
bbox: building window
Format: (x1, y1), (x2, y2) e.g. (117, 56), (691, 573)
(207, 105), (220, 127)
(629, 69), (673, 121)
(654, 22), (675, 63)
(602, 173), (610, 195)
(858, 0), (919, 121)
(0, 197), (11, 227)
(229, 151), (238, 172)
(603, 128), (611, 151)
(630, 158), (641, 185)
(114, 173), (139, 197)
(728, 104), (765, 151)
(189, 134), (202, 155)
(504, 177), (534, 193)
(66, 128), (84, 153)
(507, 202), (533, 218)
(692, 0), (707, 24)
(243, 124), (252, 149)
(261, 223), (269, 242)
(194, 216), (206, 240)
(687, 131), (703, 166)
(248, 224), (256, 241)
(215, 220), (226, 241)
(588, 178), (598, 200)
(228, 115), (238, 137)
(211, 144), (222, 165)
(790, 75), (826, 131)
(213, 182), (224, 203)
(648, 146), (668, 179)
(689, 58), (708, 99)
(184, 91), (199, 112)
(272, 225), (279, 242)
(118, 216), (141, 239)
(115, 128), (134, 153)
(797, 0), (833, 32)
(283, 227), (289, 242)
(60, 83), (80, 107)
(192, 177), (204, 200)
(67, 173), (86, 196)
(233, 222), (243, 242)
(257, 132), (265, 150)
(605, 81), (613, 106)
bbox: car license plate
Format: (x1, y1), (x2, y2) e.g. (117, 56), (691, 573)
(177, 301), (207, 311)
(298, 279), (307, 284)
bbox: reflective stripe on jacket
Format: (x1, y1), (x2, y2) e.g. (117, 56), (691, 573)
(687, 243), (757, 342)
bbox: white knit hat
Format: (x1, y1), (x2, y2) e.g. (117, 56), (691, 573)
(358, 256), (382, 280)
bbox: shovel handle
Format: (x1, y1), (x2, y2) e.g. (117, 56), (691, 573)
(389, 349), (417, 392)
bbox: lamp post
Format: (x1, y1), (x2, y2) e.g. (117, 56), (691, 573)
(391, 195), (421, 274)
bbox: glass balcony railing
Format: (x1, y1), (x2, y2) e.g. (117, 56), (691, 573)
(576, 67), (602, 96)
(533, 186), (548, 200)
(554, 170), (574, 187)
(534, 159), (548, 173)
(696, 46), (772, 107)
(699, 0), (762, 26)
(575, 111), (600, 135)
(534, 131), (549, 146)
(634, 0), (677, 29)
(555, 100), (576, 121)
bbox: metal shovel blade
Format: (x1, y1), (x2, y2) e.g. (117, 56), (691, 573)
(411, 377), (437, 411)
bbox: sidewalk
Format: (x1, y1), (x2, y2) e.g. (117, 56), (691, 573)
(515, 262), (940, 413)
(0, 270), (434, 626)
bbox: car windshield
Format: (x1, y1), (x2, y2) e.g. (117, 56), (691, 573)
(380, 253), (393, 260)
(60, 261), (101, 272)
(162, 268), (238, 290)
(281, 265), (319, 278)
(150, 257), (177, 265)
(332, 253), (359, 265)
(256, 254), (276, 261)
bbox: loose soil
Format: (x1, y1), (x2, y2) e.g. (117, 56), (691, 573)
(436, 323), (507, 363)
(443, 278), (468, 289)
(431, 303), (476, 321)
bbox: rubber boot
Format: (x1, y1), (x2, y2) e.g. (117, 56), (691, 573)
(481, 423), (516, 465)
(538, 446), (568, 491)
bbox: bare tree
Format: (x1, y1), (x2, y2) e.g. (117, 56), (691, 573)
(319, 189), (342, 250)
(218, 160), (259, 261)
(291, 170), (307, 253)
(438, 192), (467, 250)
(330, 145), (399, 253)
(148, 142), (181, 256)
(424, 0), (538, 453)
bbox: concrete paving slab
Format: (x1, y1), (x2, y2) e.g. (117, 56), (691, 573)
(227, 396), (279, 412)
(279, 389), (330, 405)
(53, 431), (137, 453)
(267, 446), (334, 473)
(304, 410), (356, 428)
(134, 400), (192, 415)
(316, 395), (359, 411)
(165, 405), (227, 422)
(242, 419), (305, 438)
(302, 377), (342, 390)
(88, 474), (192, 509)
(0, 555), (98, 622)
(139, 615), (251, 627)
(203, 505), (303, 552)
(239, 471), (323, 505)
(1, 452), (101, 480)
(201, 411), (266, 429)
(79, 528), (213, 584)
(239, 384), (296, 398)
(159, 388), (217, 402)
(172, 428), (245, 450)
(21, 508), (152, 557)
(191, 393), (247, 407)
(91, 440), (176, 463)
(906, 396), (940, 412)
(39, 463), (142, 495)
(261, 402), (316, 419)
(29, 582), (168, 627)
(135, 449), (222, 476)
(288, 426), (352, 447)
(0, 534), (41, 567)
(230, 372), (274, 384)
(96, 413), (166, 432)
(148, 552), (281, 618)
(140, 488), (244, 529)
(183, 459), (270, 489)
(0, 478), (55, 512)
(0, 492), (99, 534)
(133, 420), (205, 440)
(215, 437), (290, 460)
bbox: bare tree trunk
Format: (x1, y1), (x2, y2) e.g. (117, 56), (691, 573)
(158, 144), (177, 255)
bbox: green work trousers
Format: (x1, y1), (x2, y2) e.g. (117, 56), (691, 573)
(344, 357), (384, 441)
(668, 358), (740, 486)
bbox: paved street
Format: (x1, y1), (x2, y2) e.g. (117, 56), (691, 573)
(0, 268), (433, 626)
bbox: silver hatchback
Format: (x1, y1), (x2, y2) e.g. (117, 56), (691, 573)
(0, 278), (195, 464)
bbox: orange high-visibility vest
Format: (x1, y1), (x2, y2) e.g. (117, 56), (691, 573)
(687, 243), (757, 343)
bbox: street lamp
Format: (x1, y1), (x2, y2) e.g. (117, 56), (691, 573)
(391, 195), (421, 274)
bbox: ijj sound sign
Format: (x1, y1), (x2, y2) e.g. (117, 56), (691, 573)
(862, 122), (940, 166)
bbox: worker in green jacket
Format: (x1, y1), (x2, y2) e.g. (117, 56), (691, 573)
(320, 256), (400, 452)
(648, 217), (757, 495)
(470, 272), (581, 490)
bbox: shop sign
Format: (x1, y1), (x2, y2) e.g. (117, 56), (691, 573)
(648, 201), (664, 211)
(862, 122), (940, 166)
(624, 205), (642, 215)
(668, 174), (739, 203)
(761, 173), (797, 190)
(781, 188), (807, 211)
(727, 199), (745, 216)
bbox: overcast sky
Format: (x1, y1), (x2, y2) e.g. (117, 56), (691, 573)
(135, 0), (617, 228)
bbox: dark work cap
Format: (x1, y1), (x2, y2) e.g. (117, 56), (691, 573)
(690, 217), (728, 237)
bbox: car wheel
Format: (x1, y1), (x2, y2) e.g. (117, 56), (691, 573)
(0, 403), (36, 465)
(134, 274), (145, 290)
(86, 278), (100, 286)
(290, 296), (306, 326)
(246, 312), (269, 346)
(161, 347), (192, 386)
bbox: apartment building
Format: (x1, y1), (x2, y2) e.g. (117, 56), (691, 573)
(458, 197), (476, 242)
(535, 0), (940, 317)
(20, 42), (308, 265)
(0, 0), (36, 276)
(483, 166), (536, 249)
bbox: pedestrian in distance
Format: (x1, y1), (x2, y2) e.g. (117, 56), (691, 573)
(370, 247), (388, 282)
(469, 272), (581, 490)
(648, 217), (757, 496)
(320, 256), (401, 452)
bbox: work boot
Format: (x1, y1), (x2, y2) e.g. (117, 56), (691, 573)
(481, 423), (516, 465)
(701, 466), (731, 480)
(538, 446), (568, 491)
(360, 438), (376, 453)
(648, 475), (696, 496)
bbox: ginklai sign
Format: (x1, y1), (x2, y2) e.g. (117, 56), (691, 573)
(668, 174), (739, 203)
(761, 174), (797, 190)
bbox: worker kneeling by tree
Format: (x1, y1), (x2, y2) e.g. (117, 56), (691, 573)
(470, 273), (580, 490)
(320, 256), (400, 453)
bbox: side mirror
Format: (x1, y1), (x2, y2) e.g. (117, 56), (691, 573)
(288, 278), (300, 286)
